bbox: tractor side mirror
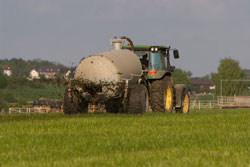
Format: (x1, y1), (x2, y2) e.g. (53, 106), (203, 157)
(173, 50), (179, 59)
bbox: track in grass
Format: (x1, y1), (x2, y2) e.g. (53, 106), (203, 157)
(0, 109), (250, 167)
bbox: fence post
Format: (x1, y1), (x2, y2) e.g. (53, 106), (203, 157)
(194, 99), (196, 110)
(249, 97), (250, 107)
(221, 96), (223, 108)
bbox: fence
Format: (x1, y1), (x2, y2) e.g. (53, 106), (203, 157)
(190, 96), (250, 109)
(2, 97), (250, 114)
(190, 99), (217, 110)
(6, 107), (61, 114)
(217, 96), (250, 108)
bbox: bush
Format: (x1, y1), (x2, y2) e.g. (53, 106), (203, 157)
(0, 100), (8, 112)
(3, 92), (17, 103)
(16, 98), (27, 107)
(0, 70), (8, 89)
(28, 81), (45, 89)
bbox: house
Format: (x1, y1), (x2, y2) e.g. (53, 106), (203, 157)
(37, 66), (62, 79)
(1, 65), (12, 76)
(64, 70), (72, 80)
(28, 69), (40, 80)
(190, 77), (215, 93)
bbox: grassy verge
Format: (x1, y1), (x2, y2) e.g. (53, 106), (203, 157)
(0, 109), (250, 167)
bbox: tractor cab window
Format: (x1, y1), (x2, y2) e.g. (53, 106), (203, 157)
(139, 54), (149, 70)
(149, 52), (165, 70)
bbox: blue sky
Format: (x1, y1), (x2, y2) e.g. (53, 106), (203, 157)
(1, 0), (250, 76)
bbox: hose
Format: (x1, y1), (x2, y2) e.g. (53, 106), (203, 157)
(120, 36), (135, 52)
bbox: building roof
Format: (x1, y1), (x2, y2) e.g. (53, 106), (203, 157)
(190, 77), (213, 85)
(37, 66), (61, 73)
(1, 65), (10, 70)
(123, 45), (169, 51)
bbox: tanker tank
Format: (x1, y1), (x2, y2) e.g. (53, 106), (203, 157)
(73, 38), (142, 98)
(74, 48), (142, 83)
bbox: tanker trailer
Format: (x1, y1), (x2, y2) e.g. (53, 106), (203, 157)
(63, 36), (190, 114)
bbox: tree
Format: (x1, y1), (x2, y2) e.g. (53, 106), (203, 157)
(3, 92), (17, 103)
(201, 74), (211, 80)
(0, 100), (8, 112)
(211, 58), (247, 96)
(0, 69), (8, 89)
(186, 71), (192, 78)
(172, 69), (190, 86)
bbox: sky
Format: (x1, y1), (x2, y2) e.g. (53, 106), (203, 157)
(1, 0), (250, 76)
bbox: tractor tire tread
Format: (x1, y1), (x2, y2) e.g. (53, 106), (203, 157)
(127, 84), (148, 114)
(151, 77), (174, 112)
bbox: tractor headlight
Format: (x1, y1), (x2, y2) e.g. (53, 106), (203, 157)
(151, 47), (158, 52)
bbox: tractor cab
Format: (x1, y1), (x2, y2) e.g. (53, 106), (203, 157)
(123, 45), (179, 79)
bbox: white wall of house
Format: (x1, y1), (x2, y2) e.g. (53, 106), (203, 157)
(3, 69), (12, 76)
(29, 69), (40, 79)
(209, 85), (216, 90)
(65, 70), (71, 77)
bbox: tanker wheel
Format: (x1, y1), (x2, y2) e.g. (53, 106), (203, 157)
(63, 88), (88, 114)
(127, 84), (149, 114)
(176, 89), (190, 113)
(151, 77), (174, 112)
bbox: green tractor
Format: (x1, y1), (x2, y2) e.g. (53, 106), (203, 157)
(64, 36), (190, 114)
(123, 43), (190, 113)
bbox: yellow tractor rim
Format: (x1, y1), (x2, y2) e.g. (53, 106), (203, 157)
(164, 85), (172, 110)
(182, 93), (189, 113)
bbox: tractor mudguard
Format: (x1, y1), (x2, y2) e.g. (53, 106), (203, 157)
(147, 70), (171, 80)
(174, 84), (187, 108)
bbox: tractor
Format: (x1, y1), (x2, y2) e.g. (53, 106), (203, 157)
(63, 36), (190, 114)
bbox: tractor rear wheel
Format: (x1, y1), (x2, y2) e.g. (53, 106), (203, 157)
(176, 89), (190, 113)
(127, 84), (149, 114)
(151, 76), (174, 112)
(63, 88), (88, 114)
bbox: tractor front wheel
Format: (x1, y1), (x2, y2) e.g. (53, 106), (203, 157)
(176, 89), (190, 113)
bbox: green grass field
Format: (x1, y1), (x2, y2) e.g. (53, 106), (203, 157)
(0, 109), (249, 167)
